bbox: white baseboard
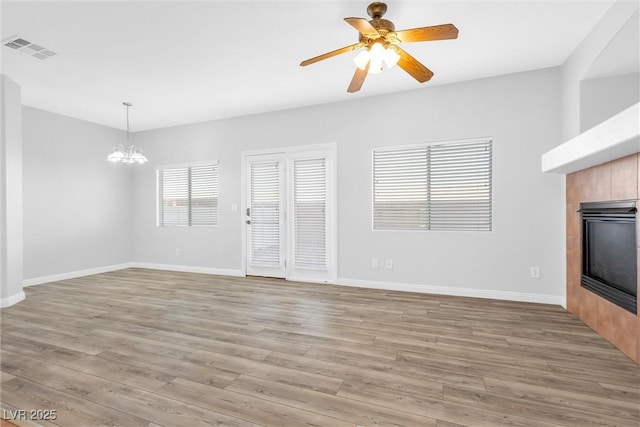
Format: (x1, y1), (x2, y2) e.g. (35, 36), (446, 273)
(20, 262), (561, 306)
(131, 262), (244, 277)
(22, 262), (242, 289)
(336, 278), (564, 306)
(560, 296), (567, 309)
(0, 291), (26, 308)
(23, 262), (135, 287)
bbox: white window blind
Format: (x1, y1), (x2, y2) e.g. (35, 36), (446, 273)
(293, 158), (326, 268)
(250, 161), (281, 266)
(373, 139), (492, 231)
(158, 164), (218, 227)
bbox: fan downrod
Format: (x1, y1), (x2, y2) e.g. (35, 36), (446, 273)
(366, 2), (387, 19)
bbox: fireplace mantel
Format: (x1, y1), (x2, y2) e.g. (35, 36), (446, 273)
(542, 102), (639, 174)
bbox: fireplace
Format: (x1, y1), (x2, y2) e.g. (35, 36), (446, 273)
(580, 201), (637, 314)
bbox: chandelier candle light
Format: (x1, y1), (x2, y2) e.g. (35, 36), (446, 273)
(107, 102), (148, 165)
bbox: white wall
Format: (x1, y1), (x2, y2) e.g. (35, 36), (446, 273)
(561, 1), (639, 141)
(580, 72), (640, 132)
(132, 67), (564, 303)
(0, 74), (24, 307)
(553, 1), (638, 308)
(22, 107), (133, 282)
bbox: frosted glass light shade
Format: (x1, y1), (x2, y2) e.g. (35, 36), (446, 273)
(368, 43), (386, 74)
(352, 43), (400, 74)
(354, 50), (370, 70)
(131, 149), (148, 164)
(107, 144), (148, 165)
(383, 47), (400, 68)
(107, 146), (125, 162)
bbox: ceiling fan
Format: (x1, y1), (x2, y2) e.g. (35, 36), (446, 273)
(300, 2), (459, 93)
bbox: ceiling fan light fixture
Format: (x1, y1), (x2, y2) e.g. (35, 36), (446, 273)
(301, 2), (458, 92)
(352, 42), (398, 74)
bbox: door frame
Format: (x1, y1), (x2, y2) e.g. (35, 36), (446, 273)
(240, 143), (337, 283)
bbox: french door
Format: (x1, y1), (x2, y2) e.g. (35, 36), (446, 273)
(246, 154), (287, 278)
(244, 145), (336, 283)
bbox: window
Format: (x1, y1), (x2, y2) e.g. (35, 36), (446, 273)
(373, 139), (492, 231)
(157, 163), (218, 226)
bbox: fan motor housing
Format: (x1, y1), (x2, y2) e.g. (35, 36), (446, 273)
(359, 18), (395, 42)
(371, 18), (395, 35)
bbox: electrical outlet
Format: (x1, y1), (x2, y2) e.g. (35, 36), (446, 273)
(530, 266), (540, 279)
(175, 248), (181, 256)
(385, 259), (393, 269)
(231, 203), (238, 212)
(372, 258), (378, 268)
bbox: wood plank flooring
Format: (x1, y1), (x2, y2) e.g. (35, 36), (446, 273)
(1, 268), (638, 426)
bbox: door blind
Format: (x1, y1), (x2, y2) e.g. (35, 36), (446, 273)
(158, 164), (218, 226)
(250, 161), (281, 266)
(373, 139), (492, 231)
(293, 158), (326, 268)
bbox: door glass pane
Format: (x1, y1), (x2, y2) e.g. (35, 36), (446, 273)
(250, 161), (281, 266)
(293, 158), (326, 268)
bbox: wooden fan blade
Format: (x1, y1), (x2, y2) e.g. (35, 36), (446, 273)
(344, 17), (380, 39)
(300, 43), (363, 67)
(395, 24), (459, 43)
(396, 47), (434, 83)
(347, 62), (370, 93)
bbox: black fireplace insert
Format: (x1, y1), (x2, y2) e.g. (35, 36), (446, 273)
(580, 201), (637, 314)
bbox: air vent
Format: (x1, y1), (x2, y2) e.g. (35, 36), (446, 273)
(26, 44), (44, 52)
(2, 35), (57, 60)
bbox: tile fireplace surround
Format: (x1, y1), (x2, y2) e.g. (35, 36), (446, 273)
(566, 153), (639, 363)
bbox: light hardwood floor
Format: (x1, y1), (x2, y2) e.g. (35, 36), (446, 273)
(1, 268), (638, 426)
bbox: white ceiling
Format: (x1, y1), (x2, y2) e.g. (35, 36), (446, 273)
(1, 0), (617, 131)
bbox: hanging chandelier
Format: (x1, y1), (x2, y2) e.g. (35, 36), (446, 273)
(107, 102), (148, 165)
